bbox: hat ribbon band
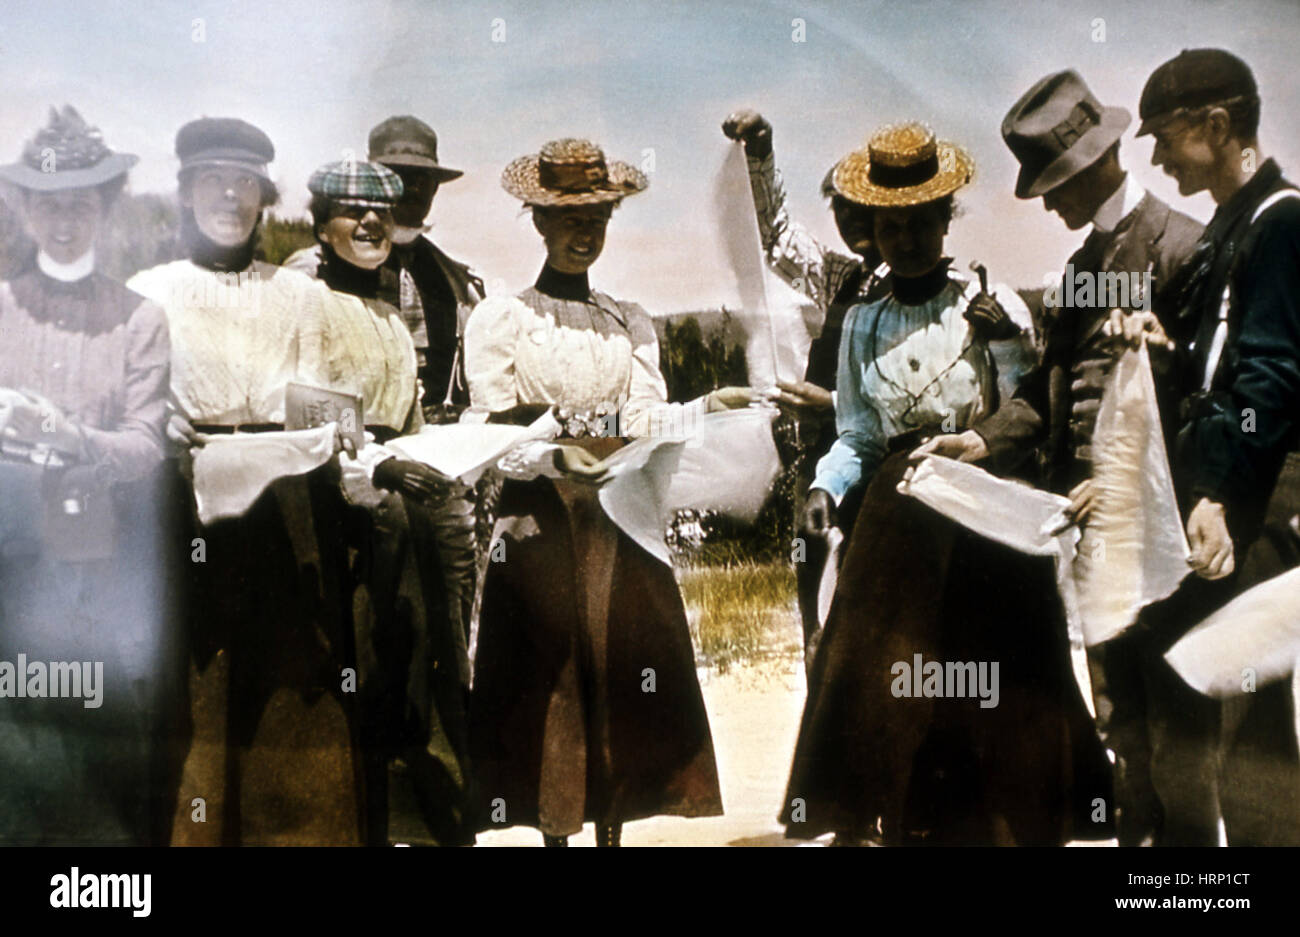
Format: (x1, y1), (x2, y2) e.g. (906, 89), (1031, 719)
(1052, 100), (1101, 150)
(539, 158), (609, 192)
(867, 153), (940, 188)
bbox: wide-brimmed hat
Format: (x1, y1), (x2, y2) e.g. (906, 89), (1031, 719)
(176, 117), (275, 183)
(1003, 71), (1131, 199)
(1137, 49), (1258, 137)
(307, 159), (404, 208)
(368, 115), (463, 182)
(0, 105), (137, 192)
(501, 138), (647, 207)
(831, 123), (972, 208)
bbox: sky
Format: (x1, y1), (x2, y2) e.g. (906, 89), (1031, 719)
(2, 0), (1298, 313)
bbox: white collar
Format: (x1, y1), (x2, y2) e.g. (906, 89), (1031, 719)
(1091, 174), (1146, 233)
(37, 249), (96, 283)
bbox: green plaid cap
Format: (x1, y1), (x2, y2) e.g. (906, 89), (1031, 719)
(307, 159), (404, 207)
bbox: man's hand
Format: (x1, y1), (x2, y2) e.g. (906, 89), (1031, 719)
(768, 379), (833, 418)
(721, 109), (773, 159)
(552, 444), (609, 483)
(1187, 497), (1235, 580)
(1102, 308), (1175, 353)
(801, 488), (837, 539)
(909, 430), (989, 463)
(706, 386), (756, 413)
(963, 291), (1021, 341)
(372, 458), (454, 503)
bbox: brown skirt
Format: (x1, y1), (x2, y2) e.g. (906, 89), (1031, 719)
(781, 451), (1112, 844)
(469, 440), (723, 837)
(170, 464), (364, 846)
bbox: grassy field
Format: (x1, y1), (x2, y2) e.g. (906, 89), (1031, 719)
(677, 555), (800, 673)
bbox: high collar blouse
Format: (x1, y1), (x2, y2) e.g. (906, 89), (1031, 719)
(300, 284), (422, 434)
(813, 270), (1035, 502)
(0, 267), (169, 483)
(126, 259), (324, 426)
(464, 278), (696, 438)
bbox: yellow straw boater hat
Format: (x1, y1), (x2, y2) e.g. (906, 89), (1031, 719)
(831, 122), (972, 207)
(501, 138), (647, 207)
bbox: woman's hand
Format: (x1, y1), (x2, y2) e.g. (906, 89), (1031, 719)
(801, 488), (837, 539)
(769, 380), (833, 418)
(552, 444), (609, 483)
(706, 386), (755, 413)
(1065, 478), (1096, 526)
(909, 430), (989, 463)
(1, 390), (79, 453)
(372, 458), (454, 502)
(963, 291), (1021, 341)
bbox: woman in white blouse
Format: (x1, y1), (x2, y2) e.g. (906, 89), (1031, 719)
(781, 123), (1111, 846)
(464, 139), (749, 847)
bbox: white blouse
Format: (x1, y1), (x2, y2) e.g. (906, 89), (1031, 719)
(464, 285), (705, 438)
(127, 259), (323, 425)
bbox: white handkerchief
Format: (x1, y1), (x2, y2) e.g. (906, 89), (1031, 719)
(191, 424), (338, 525)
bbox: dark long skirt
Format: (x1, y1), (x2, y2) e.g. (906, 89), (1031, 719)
(470, 440), (723, 837)
(170, 463), (364, 845)
(0, 463), (178, 845)
(781, 452), (1112, 845)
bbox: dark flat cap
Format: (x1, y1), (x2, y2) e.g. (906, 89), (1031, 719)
(1138, 49), (1258, 136)
(176, 117), (275, 179)
(368, 115), (462, 181)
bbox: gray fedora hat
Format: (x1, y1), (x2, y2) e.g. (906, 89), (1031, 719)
(0, 106), (137, 192)
(1002, 71), (1130, 199)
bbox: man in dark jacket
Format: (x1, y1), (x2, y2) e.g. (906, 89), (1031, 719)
(915, 70), (1204, 845)
(1139, 48), (1300, 845)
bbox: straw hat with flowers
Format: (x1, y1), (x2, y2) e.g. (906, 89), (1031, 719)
(501, 138), (647, 207)
(831, 122), (972, 208)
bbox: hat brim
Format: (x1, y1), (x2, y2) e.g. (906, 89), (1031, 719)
(1017, 106), (1131, 198)
(374, 153), (464, 181)
(832, 141), (973, 208)
(0, 153), (137, 192)
(501, 154), (647, 207)
(179, 156), (272, 182)
(1135, 109), (1180, 138)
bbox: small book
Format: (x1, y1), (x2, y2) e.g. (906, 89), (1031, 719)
(284, 382), (365, 450)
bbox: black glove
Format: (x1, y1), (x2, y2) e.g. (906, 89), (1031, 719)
(963, 292), (1021, 341)
(372, 458), (451, 503)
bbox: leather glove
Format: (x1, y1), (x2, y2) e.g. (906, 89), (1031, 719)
(372, 458), (452, 503)
(963, 292), (1021, 341)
